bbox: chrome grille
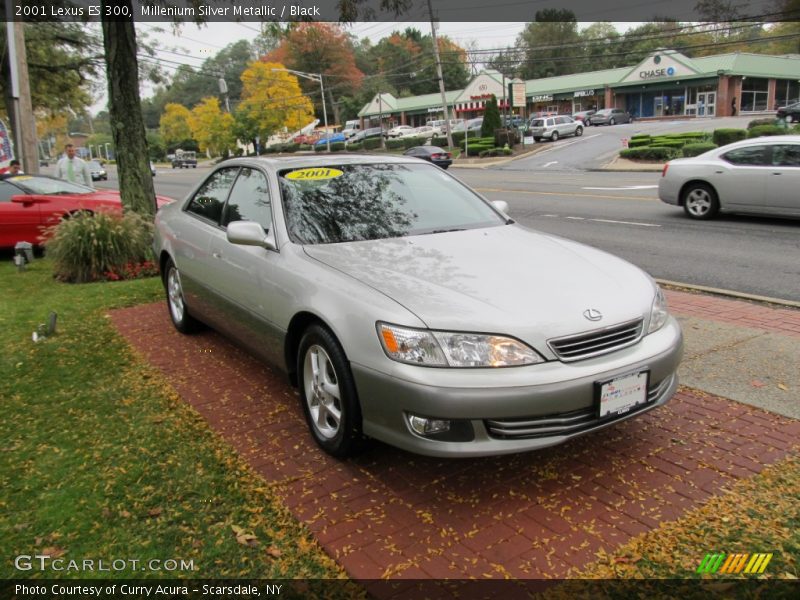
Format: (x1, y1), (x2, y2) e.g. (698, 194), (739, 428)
(485, 375), (673, 440)
(548, 318), (643, 362)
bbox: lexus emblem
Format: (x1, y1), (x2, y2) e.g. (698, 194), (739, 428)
(583, 309), (602, 321)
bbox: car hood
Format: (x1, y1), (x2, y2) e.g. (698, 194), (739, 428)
(302, 225), (655, 339)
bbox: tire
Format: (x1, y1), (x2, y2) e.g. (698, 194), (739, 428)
(551, 131), (559, 141)
(163, 258), (202, 334)
(575, 126), (583, 137)
(609, 117), (616, 125)
(786, 115), (794, 124)
(297, 324), (363, 458)
(533, 137), (541, 142)
(681, 183), (720, 220)
(586, 120), (592, 126)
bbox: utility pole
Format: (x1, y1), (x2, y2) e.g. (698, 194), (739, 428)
(5, 17), (39, 174)
(427, 0), (454, 149)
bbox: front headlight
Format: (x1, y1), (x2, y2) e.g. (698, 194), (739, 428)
(377, 322), (543, 367)
(647, 286), (669, 334)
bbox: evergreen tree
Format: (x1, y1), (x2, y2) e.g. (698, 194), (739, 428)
(481, 95), (501, 137)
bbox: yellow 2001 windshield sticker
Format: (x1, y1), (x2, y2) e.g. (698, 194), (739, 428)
(285, 167), (343, 181)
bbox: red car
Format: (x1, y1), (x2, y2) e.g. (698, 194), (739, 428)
(0, 175), (174, 249)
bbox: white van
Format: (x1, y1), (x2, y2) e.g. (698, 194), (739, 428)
(342, 119), (361, 139)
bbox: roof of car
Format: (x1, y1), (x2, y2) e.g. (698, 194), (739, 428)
(221, 154), (423, 170)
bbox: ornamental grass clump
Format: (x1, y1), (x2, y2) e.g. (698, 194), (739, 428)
(44, 210), (156, 283)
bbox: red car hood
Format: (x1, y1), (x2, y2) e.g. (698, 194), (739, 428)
(46, 190), (174, 210)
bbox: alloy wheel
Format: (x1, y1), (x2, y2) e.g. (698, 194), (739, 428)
(303, 345), (342, 440)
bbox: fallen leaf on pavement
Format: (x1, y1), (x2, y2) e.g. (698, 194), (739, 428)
(750, 380), (766, 388)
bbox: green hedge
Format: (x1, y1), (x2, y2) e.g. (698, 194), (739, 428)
(363, 138), (382, 150)
(402, 136), (427, 149)
(313, 142), (346, 152)
(346, 142), (362, 151)
(619, 147), (679, 161)
(748, 118), (776, 129)
(713, 128), (747, 146)
(649, 140), (685, 148)
(298, 144), (313, 152)
(386, 139), (405, 150)
(682, 142), (717, 157)
(465, 143), (494, 154)
(628, 137), (652, 148)
(748, 125), (786, 138)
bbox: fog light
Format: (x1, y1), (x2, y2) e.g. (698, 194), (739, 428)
(408, 414), (451, 436)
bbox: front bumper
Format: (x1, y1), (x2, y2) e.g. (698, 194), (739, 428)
(352, 317), (683, 457)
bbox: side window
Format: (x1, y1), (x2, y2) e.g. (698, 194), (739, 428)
(222, 168), (273, 232)
(772, 144), (800, 167)
(0, 181), (21, 202)
(722, 146), (768, 166)
(185, 168), (238, 224)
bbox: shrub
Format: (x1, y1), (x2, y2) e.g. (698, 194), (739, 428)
(748, 118), (776, 129)
(465, 143), (493, 155)
(713, 128), (747, 146)
(44, 210), (156, 283)
(747, 124), (786, 138)
(330, 142), (346, 151)
(682, 142), (717, 157)
(386, 139), (406, 150)
(619, 146), (679, 161)
(313, 143), (326, 152)
(298, 144), (313, 151)
(402, 136), (426, 149)
(503, 147), (512, 155)
(649, 139), (685, 148)
(363, 137), (382, 150)
(282, 143), (300, 153)
(451, 131), (466, 146)
(628, 137), (651, 148)
(481, 95), (501, 137)
(346, 142), (363, 151)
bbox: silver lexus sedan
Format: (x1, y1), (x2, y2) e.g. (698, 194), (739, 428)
(154, 156), (683, 458)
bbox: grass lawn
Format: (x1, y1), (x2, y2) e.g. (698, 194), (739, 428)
(0, 258), (349, 582)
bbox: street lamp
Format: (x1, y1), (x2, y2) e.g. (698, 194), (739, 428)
(272, 68), (330, 152)
(104, 142), (110, 161)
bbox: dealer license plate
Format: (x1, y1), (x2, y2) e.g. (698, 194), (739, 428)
(596, 370), (649, 419)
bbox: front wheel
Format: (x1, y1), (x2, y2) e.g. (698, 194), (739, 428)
(575, 126), (583, 137)
(298, 324), (363, 458)
(682, 183), (720, 220)
(164, 258), (202, 333)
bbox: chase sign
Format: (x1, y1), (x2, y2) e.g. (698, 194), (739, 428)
(639, 66), (676, 79)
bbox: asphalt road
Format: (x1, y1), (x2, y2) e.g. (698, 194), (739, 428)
(84, 126), (798, 303)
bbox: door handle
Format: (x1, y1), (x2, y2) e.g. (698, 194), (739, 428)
(212, 251), (222, 259)
(772, 172), (782, 175)
(715, 170), (723, 174)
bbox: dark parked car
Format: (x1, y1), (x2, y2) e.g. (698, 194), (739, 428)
(590, 108), (632, 125)
(403, 146), (453, 169)
(776, 101), (800, 124)
(172, 151), (197, 169)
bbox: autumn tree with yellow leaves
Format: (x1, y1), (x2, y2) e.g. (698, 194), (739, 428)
(234, 61), (315, 150)
(159, 103), (193, 147)
(188, 97), (236, 158)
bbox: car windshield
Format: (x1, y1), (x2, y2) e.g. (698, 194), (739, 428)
(89, 161), (103, 169)
(7, 175), (94, 195)
(279, 163), (505, 245)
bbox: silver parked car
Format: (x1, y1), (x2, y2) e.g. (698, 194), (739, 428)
(590, 108), (632, 125)
(155, 156), (683, 458)
(658, 135), (800, 220)
(529, 115), (584, 142)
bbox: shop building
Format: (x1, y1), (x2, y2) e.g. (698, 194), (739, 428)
(357, 49), (800, 126)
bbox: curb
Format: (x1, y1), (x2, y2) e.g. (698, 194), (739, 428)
(595, 156), (665, 172)
(656, 278), (800, 309)
(452, 145), (550, 169)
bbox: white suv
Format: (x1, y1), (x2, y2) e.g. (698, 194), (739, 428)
(529, 115), (583, 142)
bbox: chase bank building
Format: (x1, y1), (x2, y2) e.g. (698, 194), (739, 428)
(358, 49), (800, 125)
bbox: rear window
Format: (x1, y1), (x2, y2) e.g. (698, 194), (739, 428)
(531, 119), (545, 127)
(278, 163), (504, 245)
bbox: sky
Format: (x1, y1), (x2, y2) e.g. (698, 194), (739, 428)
(92, 21), (639, 112)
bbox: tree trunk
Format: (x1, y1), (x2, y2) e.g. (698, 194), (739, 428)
(101, 3), (156, 218)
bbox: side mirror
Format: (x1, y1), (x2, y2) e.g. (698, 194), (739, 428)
(492, 200), (509, 215)
(226, 220), (276, 251)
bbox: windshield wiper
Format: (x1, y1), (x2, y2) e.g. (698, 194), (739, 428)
(427, 228), (467, 234)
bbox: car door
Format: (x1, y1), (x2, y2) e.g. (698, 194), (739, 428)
(172, 167), (239, 317)
(0, 181), (40, 248)
(714, 145), (770, 211)
(206, 167), (284, 364)
(766, 143), (800, 216)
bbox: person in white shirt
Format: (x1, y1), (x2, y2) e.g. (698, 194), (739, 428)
(55, 144), (94, 188)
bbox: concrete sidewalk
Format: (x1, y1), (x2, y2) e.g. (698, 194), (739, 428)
(111, 286), (800, 582)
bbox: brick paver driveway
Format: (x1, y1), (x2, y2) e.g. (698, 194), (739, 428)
(111, 289), (800, 580)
